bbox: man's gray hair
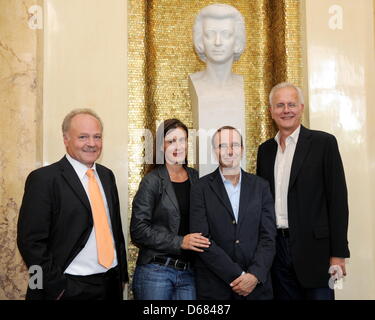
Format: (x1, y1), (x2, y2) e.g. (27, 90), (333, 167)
(193, 4), (246, 62)
(269, 82), (304, 106)
(62, 108), (103, 134)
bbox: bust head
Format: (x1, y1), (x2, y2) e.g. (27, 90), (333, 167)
(193, 4), (246, 63)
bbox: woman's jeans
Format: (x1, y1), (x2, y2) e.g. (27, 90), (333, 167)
(132, 262), (196, 300)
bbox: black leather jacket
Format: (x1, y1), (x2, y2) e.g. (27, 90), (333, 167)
(130, 165), (199, 265)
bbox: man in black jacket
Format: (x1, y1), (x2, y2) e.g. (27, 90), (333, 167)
(257, 82), (350, 300)
(190, 126), (276, 300)
(17, 109), (128, 300)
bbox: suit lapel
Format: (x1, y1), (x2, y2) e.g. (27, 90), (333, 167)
(186, 167), (198, 185)
(266, 141), (278, 197)
(159, 166), (179, 211)
(237, 170), (252, 227)
(289, 125), (312, 190)
(96, 165), (115, 221)
(209, 168), (235, 220)
(59, 156), (91, 213)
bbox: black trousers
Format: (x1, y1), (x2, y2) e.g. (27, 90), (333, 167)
(272, 233), (335, 300)
(62, 266), (123, 300)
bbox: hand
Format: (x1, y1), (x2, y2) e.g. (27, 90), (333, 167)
(230, 273), (258, 296)
(181, 233), (211, 252)
(330, 257), (347, 276)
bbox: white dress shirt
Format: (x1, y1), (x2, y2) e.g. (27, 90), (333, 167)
(274, 125), (301, 229)
(64, 154), (118, 275)
(219, 169), (242, 223)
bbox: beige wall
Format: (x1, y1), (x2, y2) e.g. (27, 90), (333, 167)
(304, 0), (375, 299)
(42, 0), (128, 235)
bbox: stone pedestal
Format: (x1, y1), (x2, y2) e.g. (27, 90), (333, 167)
(189, 73), (246, 177)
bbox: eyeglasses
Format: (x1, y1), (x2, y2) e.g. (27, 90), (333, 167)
(215, 143), (242, 150)
(274, 102), (299, 109)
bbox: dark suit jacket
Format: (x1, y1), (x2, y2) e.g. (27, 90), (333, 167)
(190, 168), (276, 300)
(130, 165), (199, 265)
(17, 156), (128, 300)
(257, 125), (350, 288)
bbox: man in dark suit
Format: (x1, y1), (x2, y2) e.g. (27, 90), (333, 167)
(17, 109), (128, 300)
(190, 126), (276, 300)
(257, 82), (350, 300)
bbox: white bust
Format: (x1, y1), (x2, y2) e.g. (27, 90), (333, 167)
(190, 4), (246, 91)
(189, 4), (247, 176)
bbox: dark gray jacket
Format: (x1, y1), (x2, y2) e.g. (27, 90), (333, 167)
(130, 165), (199, 265)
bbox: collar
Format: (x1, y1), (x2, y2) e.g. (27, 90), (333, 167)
(65, 153), (97, 180)
(219, 167), (242, 185)
(274, 125), (301, 146)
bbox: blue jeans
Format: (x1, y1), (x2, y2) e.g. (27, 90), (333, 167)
(132, 263), (196, 300)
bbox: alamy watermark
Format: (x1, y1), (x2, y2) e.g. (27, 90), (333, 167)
(28, 265), (43, 290)
(130, 125), (245, 166)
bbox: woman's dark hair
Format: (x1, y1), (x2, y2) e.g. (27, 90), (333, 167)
(145, 118), (189, 175)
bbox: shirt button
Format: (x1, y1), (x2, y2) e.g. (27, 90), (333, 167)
(235, 240), (240, 244)
(232, 220), (236, 224)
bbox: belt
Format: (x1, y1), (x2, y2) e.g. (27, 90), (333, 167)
(152, 256), (190, 271)
(65, 266), (119, 283)
(277, 228), (290, 238)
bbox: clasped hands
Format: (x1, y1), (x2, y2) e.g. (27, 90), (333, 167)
(230, 272), (258, 296)
(181, 234), (258, 296)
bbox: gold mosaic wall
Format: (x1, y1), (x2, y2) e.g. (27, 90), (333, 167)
(128, 0), (303, 296)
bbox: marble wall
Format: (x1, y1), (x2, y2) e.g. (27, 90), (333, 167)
(0, 0), (44, 299)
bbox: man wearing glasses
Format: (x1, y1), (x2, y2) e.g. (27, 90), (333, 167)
(190, 126), (276, 300)
(256, 82), (350, 300)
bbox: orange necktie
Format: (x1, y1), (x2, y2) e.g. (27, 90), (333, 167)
(86, 169), (114, 268)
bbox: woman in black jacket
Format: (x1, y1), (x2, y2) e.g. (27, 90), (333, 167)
(130, 119), (210, 300)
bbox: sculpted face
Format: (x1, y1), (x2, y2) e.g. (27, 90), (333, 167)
(64, 114), (103, 168)
(213, 129), (243, 171)
(202, 17), (236, 64)
(270, 87), (304, 133)
(163, 127), (188, 165)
